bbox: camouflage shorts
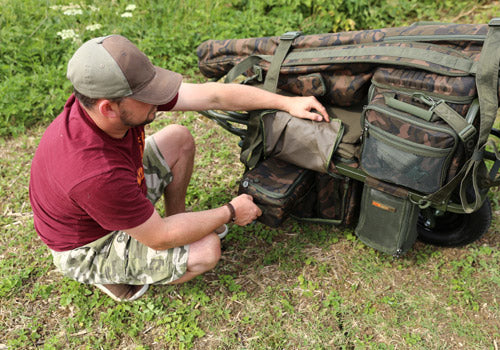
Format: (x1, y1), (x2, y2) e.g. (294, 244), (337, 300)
(51, 136), (189, 285)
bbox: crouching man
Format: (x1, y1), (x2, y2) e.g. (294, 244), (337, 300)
(29, 35), (329, 301)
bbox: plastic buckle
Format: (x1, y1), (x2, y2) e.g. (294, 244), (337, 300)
(280, 31), (302, 41)
(241, 65), (264, 85)
(459, 124), (477, 144)
(414, 93), (436, 107)
(489, 18), (500, 27)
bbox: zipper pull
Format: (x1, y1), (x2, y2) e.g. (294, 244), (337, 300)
(413, 93), (438, 108)
(242, 178), (250, 188)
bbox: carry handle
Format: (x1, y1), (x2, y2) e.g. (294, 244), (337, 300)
(383, 94), (433, 121)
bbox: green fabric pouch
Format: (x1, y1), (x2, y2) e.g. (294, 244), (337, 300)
(355, 179), (419, 256)
(238, 157), (315, 227)
(361, 94), (460, 194)
(262, 110), (344, 173)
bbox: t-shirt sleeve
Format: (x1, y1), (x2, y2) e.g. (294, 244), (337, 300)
(157, 93), (179, 111)
(69, 169), (155, 231)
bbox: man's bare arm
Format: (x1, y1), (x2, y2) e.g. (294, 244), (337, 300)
(172, 82), (330, 122)
(123, 194), (261, 250)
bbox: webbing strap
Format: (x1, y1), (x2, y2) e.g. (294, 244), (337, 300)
(239, 109), (273, 169)
(455, 18), (500, 212)
(383, 93), (476, 154)
(263, 31), (302, 92)
(458, 146), (489, 213)
(224, 56), (264, 84)
(225, 40), (475, 85)
(260, 44), (475, 74)
(383, 94), (433, 121)
(487, 139), (500, 186)
(476, 18), (500, 145)
(234, 32), (302, 168)
(432, 101), (476, 151)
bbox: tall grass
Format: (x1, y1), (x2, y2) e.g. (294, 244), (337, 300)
(0, 0), (494, 137)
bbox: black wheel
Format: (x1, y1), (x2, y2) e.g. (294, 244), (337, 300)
(417, 198), (492, 247)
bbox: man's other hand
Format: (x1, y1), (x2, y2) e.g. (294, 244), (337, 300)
(229, 194), (262, 226)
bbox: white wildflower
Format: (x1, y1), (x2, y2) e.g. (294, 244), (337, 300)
(121, 12), (133, 18)
(61, 4), (80, 10)
(125, 4), (137, 11)
(63, 8), (83, 15)
(85, 24), (102, 31)
(88, 5), (99, 12)
(57, 29), (79, 41)
(51, 4), (80, 11)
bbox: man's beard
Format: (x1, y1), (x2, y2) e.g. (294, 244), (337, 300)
(119, 106), (157, 127)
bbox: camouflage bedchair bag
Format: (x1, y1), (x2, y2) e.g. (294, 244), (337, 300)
(197, 19), (500, 255)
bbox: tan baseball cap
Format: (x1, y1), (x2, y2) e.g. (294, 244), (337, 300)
(67, 35), (182, 105)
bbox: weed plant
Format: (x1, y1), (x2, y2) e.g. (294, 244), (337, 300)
(1, 0), (499, 349)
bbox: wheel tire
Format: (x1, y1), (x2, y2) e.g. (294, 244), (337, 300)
(417, 198), (492, 247)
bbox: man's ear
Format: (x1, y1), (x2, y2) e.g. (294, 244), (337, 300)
(97, 100), (119, 119)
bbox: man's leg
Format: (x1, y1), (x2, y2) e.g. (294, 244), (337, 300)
(152, 124), (195, 216)
(51, 229), (221, 300)
(169, 233), (221, 284)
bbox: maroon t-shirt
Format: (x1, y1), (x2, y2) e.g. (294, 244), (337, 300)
(29, 94), (177, 251)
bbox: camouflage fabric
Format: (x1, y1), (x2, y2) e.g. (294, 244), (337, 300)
(197, 23), (500, 106)
(50, 136), (189, 285)
(366, 93), (457, 148)
(278, 73), (326, 97)
(292, 172), (362, 226)
(143, 136), (174, 204)
(198, 23), (487, 78)
(372, 67), (476, 118)
(51, 231), (189, 285)
(238, 157), (315, 227)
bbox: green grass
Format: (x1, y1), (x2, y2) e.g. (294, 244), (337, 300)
(1, 0), (500, 349)
(2, 112), (499, 349)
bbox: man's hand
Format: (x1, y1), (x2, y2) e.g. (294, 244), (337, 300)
(286, 95), (330, 122)
(229, 194), (262, 226)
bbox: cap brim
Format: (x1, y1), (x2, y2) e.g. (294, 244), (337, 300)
(131, 67), (182, 105)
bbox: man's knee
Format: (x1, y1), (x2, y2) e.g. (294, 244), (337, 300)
(153, 124), (195, 161)
(204, 234), (222, 269)
(169, 124), (195, 156)
(187, 233), (221, 273)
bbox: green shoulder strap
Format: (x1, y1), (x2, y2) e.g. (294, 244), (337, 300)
(476, 18), (500, 146)
(239, 32), (302, 169)
(458, 18), (500, 212)
(263, 31), (302, 92)
(421, 18), (500, 212)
